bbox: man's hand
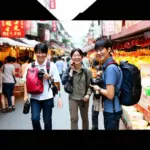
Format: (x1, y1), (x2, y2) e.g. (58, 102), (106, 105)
(24, 95), (28, 102)
(43, 73), (51, 80)
(83, 95), (90, 102)
(57, 97), (63, 108)
(90, 85), (101, 91)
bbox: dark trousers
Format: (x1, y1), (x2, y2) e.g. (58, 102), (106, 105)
(2, 83), (15, 107)
(31, 98), (54, 130)
(92, 105), (99, 130)
(59, 74), (62, 80)
(103, 111), (122, 130)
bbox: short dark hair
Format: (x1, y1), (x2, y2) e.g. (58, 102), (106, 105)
(24, 56), (29, 62)
(66, 57), (70, 62)
(34, 43), (48, 54)
(58, 56), (61, 60)
(70, 48), (83, 58)
(11, 57), (16, 62)
(83, 52), (87, 57)
(6, 56), (12, 63)
(95, 39), (112, 50)
(29, 58), (34, 63)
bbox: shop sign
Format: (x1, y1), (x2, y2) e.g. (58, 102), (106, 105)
(125, 21), (142, 29)
(45, 29), (50, 41)
(102, 21), (115, 36)
(50, 0), (56, 9)
(0, 20), (25, 38)
(52, 21), (57, 32)
(25, 20), (32, 30)
(25, 20), (38, 36)
(114, 21), (122, 34)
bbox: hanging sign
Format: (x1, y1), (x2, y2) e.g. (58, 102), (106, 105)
(52, 20), (57, 32)
(0, 20), (25, 38)
(50, 0), (56, 9)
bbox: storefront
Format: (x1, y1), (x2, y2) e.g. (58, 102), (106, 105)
(0, 37), (34, 97)
(111, 21), (150, 129)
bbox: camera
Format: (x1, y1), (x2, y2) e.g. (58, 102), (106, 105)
(38, 69), (45, 79)
(90, 77), (104, 99)
(90, 77), (104, 87)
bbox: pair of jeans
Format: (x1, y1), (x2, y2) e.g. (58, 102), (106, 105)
(92, 105), (99, 130)
(103, 111), (122, 130)
(31, 98), (54, 130)
(2, 83), (15, 107)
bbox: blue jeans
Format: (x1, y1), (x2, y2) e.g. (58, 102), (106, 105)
(103, 111), (122, 130)
(2, 83), (15, 107)
(30, 98), (54, 130)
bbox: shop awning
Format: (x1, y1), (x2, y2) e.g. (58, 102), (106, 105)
(0, 38), (33, 48)
(19, 38), (40, 47)
(52, 43), (70, 53)
(82, 44), (95, 52)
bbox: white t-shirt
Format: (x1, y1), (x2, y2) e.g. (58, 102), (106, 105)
(23, 60), (61, 101)
(3, 64), (15, 83)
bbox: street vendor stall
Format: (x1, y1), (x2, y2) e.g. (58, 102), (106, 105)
(0, 37), (34, 97)
(111, 21), (150, 129)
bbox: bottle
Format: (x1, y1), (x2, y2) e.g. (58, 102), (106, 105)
(23, 100), (30, 114)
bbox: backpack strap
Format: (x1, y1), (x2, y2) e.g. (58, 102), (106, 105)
(84, 68), (88, 95)
(31, 61), (36, 68)
(103, 60), (118, 71)
(46, 60), (51, 91)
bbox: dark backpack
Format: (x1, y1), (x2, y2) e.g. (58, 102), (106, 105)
(104, 60), (142, 107)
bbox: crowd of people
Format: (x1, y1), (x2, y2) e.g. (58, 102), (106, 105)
(0, 38), (124, 130)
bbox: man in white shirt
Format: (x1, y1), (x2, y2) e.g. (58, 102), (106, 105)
(23, 43), (62, 130)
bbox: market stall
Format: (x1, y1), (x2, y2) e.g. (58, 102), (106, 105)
(0, 37), (34, 97)
(111, 22), (150, 129)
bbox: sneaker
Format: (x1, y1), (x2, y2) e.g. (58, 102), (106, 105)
(8, 107), (12, 112)
(12, 106), (15, 111)
(92, 126), (98, 130)
(1, 108), (7, 113)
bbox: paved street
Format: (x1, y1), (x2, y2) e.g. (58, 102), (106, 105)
(0, 86), (126, 130)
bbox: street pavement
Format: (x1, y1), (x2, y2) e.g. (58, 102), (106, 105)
(0, 86), (126, 130)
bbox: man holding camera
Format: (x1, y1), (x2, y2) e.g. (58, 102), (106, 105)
(23, 43), (62, 130)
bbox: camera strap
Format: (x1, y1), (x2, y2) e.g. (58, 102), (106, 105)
(46, 60), (51, 91)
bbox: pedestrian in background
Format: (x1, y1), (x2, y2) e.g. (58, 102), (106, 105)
(2, 56), (16, 112)
(82, 52), (90, 69)
(55, 56), (64, 80)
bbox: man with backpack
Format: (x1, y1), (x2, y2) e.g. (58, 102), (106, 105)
(91, 38), (142, 130)
(23, 43), (63, 130)
(91, 39), (123, 130)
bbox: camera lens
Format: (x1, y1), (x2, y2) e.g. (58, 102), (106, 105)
(38, 69), (45, 79)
